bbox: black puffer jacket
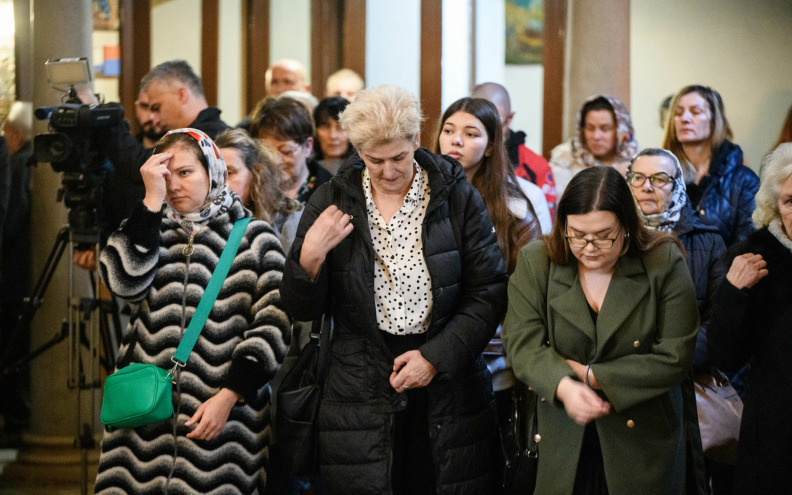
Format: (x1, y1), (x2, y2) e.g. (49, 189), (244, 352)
(281, 148), (508, 494)
(689, 140), (759, 247)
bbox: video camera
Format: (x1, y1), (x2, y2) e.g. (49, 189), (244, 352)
(33, 58), (124, 242)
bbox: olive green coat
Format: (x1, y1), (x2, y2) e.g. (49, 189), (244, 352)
(502, 240), (698, 495)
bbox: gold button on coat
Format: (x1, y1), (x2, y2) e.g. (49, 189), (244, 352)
(633, 340), (640, 348)
(626, 419), (635, 428)
(534, 434), (542, 443)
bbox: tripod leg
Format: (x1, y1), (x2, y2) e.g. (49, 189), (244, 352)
(0, 226), (70, 373)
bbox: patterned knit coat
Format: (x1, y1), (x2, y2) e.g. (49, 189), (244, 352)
(94, 199), (290, 494)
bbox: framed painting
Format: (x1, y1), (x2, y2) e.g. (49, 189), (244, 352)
(505, 0), (544, 65)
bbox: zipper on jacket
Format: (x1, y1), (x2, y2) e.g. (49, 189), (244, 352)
(182, 232), (196, 257)
(167, 232), (194, 490)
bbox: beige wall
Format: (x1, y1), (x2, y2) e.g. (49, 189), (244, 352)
(565, 0), (630, 140)
(149, 0), (308, 125)
(137, 1), (792, 168)
(150, 0), (202, 73)
(631, 0), (792, 170)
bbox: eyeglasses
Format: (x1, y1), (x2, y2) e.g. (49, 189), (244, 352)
(626, 171), (673, 188)
(565, 226), (622, 249)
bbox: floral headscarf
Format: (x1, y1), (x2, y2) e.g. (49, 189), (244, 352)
(632, 149), (687, 232)
(162, 128), (233, 236)
(572, 94), (639, 169)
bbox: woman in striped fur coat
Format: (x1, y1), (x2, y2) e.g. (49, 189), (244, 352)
(94, 128), (290, 494)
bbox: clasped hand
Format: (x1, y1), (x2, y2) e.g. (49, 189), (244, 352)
(556, 376), (611, 426)
(726, 253), (768, 289)
(389, 350), (437, 393)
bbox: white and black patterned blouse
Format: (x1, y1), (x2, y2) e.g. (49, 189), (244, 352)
(363, 161), (433, 335)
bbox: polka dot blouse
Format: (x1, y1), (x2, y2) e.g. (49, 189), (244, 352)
(362, 161), (433, 335)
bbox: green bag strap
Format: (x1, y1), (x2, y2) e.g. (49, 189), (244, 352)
(172, 216), (252, 367)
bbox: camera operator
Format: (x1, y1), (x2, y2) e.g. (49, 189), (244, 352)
(74, 60), (229, 269)
(0, 102), (34, 444)
(133, 89), (165, 149)
(74, 88), (164, 270)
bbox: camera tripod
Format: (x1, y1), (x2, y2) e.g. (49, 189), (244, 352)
(0, 224), (122, 495)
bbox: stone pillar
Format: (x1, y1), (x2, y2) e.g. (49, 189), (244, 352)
(564, 0), (630, 138)
(1, 0), (100, 491)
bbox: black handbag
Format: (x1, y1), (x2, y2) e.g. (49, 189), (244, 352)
(275, 313), (332, 477)
(502, 381), (539, 494)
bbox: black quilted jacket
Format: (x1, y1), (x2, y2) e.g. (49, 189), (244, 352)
(281, 148), (508, 494)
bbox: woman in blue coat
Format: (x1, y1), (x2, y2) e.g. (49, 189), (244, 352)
(662, 85), (759, 247)
(502, 166), (699, 494)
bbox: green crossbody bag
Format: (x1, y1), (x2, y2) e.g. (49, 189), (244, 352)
(100, 217), (251, 431)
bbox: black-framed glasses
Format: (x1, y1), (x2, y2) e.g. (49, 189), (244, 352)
(626, 171), (673, 188)
(565, 226), (622, 249)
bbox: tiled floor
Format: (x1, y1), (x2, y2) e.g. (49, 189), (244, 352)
(0, 449), (88, 495)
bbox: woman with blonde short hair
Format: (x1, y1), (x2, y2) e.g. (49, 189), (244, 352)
(281, 84), (507, 494)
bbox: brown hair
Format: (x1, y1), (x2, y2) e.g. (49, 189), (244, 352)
(774, 104), (792, 149)
(432, 97), (534, 270)
(153, 132), (208, 171)
(546, 166), (681, 265)
(249, 96), (314, 144)
(214, 129), (301, 223)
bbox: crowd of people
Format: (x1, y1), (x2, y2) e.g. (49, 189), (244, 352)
(2, 55), (792, 495)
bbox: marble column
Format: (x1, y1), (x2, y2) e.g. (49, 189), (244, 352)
(1, 0), (101, 491)
(564, 0), (631, 138)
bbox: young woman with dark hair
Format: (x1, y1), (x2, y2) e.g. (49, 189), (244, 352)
(502, 166), (698, 494)
(312, 96), (353, 175)
(434, 97), (548, 269)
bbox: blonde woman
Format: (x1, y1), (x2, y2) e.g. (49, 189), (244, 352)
(662, 85), (759, 246)
(280, 85), (507, 494)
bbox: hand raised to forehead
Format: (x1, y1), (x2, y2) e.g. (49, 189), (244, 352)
(141, 151), (174, 212)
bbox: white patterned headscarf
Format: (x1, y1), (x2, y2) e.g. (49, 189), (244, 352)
(630, 148), (687, 232)
(159, 128), (233, 236)
(572, 94), (640, 169)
